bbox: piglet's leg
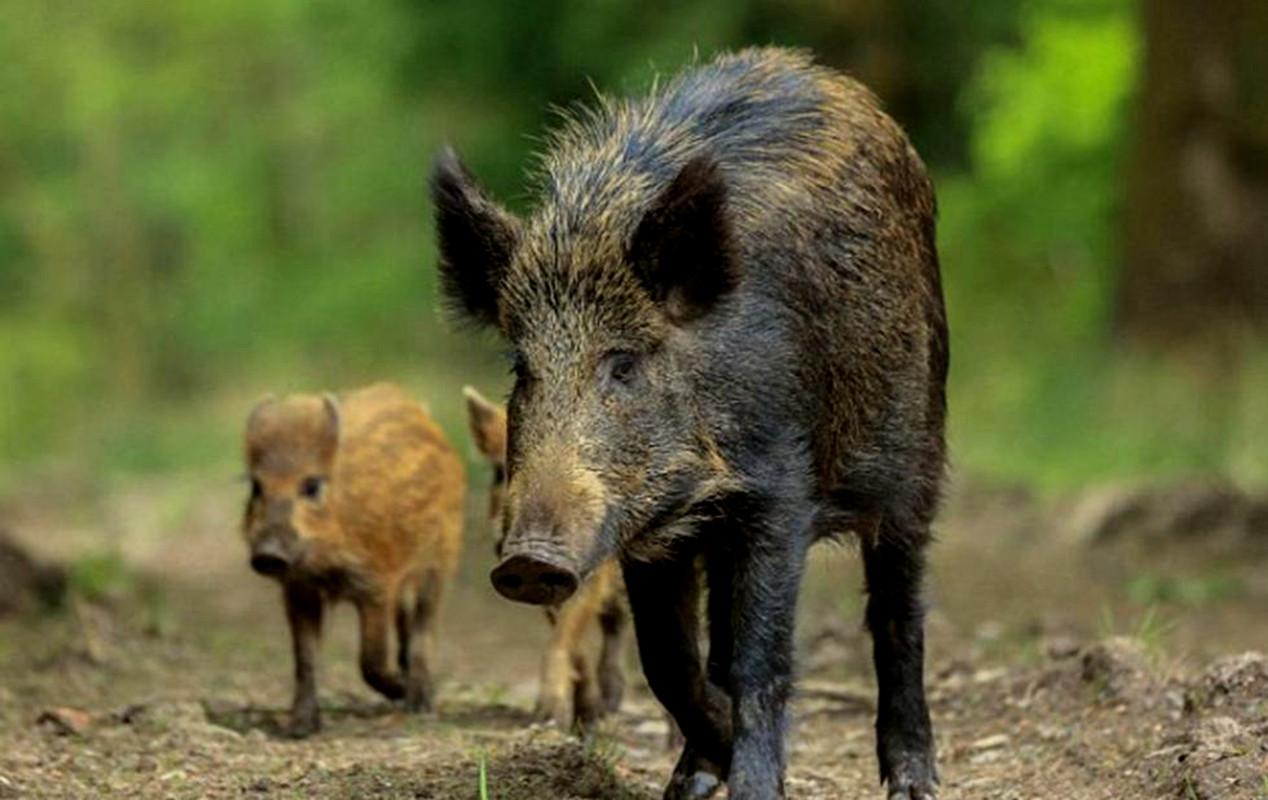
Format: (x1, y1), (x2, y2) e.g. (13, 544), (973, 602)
(596, 592), (628, 713)
(537, 582), (600, 728)
(357, 596), (407, 701)
(284, 582), (323, 738)
(398, 575), (440, 712)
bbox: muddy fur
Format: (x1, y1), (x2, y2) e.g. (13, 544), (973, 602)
(434, 48), (946, 800)
(242, 382), (465, 737)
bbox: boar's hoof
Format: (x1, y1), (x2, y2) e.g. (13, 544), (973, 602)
(490, 554), (579, 605)
(663, 771), (721, 800)
(664, 747), (724, 800)
(885, 758), (937, 800)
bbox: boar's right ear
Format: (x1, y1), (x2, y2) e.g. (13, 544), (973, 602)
(430, 147), (521, 328)
(628, 155), (738, 323)
(462, 385), (506, 462)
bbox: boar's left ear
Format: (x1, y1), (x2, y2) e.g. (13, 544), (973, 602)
(431, 146), (521, 328)
(628, 155), (738, 323)
(319, 393), (341, 461)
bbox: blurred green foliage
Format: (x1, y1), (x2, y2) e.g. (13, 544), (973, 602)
(0, 0), (1263, 490)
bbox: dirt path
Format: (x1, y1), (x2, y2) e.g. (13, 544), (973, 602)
(1, 477), (1266, 799)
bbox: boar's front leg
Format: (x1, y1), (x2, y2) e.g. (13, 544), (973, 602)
(356, 596), (407, 701)
(284, 582), (323, 738)
(725, 503), (813, 800)
(862, 518), (937, 800)
(624, 556), (732, 800)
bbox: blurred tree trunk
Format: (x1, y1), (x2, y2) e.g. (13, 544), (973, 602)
(1118, 0), (1268, 349)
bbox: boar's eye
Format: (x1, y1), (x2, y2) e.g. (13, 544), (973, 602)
(249, 477), (263, 500)
(601, 351), (641, 389)
(510, 353), (534, 386)
(298, 476), (325, 501)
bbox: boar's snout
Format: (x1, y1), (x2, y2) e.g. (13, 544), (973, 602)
(490, 543), (579, 605)
(250, 531), (294, 577)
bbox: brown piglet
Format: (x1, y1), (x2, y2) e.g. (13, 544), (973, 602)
(242, 382), (464, 737)
(464, 386), (628, 729)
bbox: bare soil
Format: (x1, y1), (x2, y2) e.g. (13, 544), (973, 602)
(1, 477), (1265, 799)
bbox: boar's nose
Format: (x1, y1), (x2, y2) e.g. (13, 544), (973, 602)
(490, 549), (579, 605)
(250, 537), (291, 577)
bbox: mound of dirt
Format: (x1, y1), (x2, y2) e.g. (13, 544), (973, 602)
(1145, 652), (1268, 799)
(1065, 479), (1268, 551)
(0, 530), (66, 617)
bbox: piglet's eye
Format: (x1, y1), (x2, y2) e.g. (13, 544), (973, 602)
(250, 478), (263, 500)
(299, 476), (324, 500)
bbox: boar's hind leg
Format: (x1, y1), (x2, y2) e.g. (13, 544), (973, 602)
(725, 507), (812, 800)
(284, 582), (323, 738)
(862, 517), (937, 800)
(398, 576), (440, 712)
(624, 557), (731, 800)
(356, 596), (407, 701)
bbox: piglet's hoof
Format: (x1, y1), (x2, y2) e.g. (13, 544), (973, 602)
(285, 712), (320, 739)
(663, 770), (720, 800)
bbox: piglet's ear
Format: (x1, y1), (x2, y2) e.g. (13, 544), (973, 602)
(431, 147), (521, 328)
(245, 394), (276, 467)
(462, 385), (507, 463)
(628, 155), (738, 323)
(318, 393), (341, 463)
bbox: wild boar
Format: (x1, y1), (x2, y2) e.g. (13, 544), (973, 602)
(432, 48), (946, 800)
(464, 386), (628, 728)
(242, 382), (464, 737)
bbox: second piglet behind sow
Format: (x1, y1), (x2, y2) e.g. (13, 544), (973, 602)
(242, 382), (464, 737)
(464, 386), (629, 729)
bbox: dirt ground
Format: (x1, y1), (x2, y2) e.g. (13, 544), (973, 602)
(1, 476), (1266, 799)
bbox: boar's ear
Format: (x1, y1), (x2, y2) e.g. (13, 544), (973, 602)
(462, 385), (506, 463)
(628, 155), (738, 323)
(430, 147), (521, 327)
(318, 393), (341, 463)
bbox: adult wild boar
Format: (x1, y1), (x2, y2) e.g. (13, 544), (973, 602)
(242, 383), (464, 737)
(432, 48), (947, 800)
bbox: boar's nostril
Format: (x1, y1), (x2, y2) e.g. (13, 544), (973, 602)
(494, 572), (523, 592)
(490, 553), (579, 606)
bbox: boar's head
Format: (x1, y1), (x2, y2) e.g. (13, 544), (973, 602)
(433, 148), (737, 605)
(241, 393), (342, 580)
